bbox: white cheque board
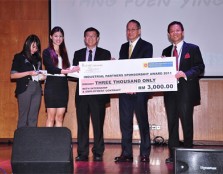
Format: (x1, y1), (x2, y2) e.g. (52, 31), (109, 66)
(78, 57), (177, 95)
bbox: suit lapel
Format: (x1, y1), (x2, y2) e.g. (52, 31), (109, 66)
(80, 48), (87, 62)
(179, 42), (188, 70)
(167, 46), (172, 57)
(130, 38), (141, 58)
(94, 47), (100, 61)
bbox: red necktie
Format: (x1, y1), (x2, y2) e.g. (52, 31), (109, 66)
(173, 46), (178, 70)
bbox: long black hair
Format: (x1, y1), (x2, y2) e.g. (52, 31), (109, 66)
(21, 34), (41, 66)
(48, 26), (70, 69)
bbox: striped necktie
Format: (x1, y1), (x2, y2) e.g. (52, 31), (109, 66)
(173, 46), (178, 70)
(88, 50), (92, 61)
(129, 44), (133, 58)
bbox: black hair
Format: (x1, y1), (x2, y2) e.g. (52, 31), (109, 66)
(127, 19), (141, 29)
(84, 27), (100, 37)
(21, 34), (41, 65)
(167, 21), (184, 33)
(48, 26), (70, 69)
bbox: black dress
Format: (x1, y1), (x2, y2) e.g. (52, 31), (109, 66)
(44, 75), (68, 108)
(43, 48), (69, 108)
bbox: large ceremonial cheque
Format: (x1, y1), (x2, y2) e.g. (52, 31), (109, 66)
(78, 57), (177, 95)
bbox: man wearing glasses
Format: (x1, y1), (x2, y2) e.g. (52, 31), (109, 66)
(114, 19), (153, 163)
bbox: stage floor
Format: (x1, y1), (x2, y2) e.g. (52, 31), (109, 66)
(0, 143), (222, 174)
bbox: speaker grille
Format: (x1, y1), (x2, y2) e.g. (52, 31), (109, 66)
(11, 127), (73, 174)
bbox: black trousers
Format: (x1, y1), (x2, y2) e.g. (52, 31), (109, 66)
(164, 91), (194, 157)
(76, 95), (106, 157)
(119, 93), (151, 156)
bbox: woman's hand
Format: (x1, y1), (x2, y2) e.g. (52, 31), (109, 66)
(70, 66), (80, 73)
(61, 66), (80, 74)
(29, 71), (39, 76)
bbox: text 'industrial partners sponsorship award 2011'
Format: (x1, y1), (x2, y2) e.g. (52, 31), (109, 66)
(68, 57), (177, 95)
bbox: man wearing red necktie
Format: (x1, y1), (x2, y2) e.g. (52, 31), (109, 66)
(162, 21), (205, 163)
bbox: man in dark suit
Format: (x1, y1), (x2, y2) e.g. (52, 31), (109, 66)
(162, 21), (205, 163)
(114, 19), (153, 163)
(73, 27), (111, 161)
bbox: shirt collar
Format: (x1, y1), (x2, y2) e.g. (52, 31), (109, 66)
(173, 40), (184, 50)
(87, 47), (96, 53)
(129, 37), (140, 47)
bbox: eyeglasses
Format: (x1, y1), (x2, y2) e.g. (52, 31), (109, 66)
(127, 28), (139, 32)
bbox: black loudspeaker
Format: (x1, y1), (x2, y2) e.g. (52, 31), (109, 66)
(174, 148), (223, 174)
(11, 127), (73, 174)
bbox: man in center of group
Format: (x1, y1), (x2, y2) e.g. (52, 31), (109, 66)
(73, 27), (111, 161)
(114, 19), (153, 162)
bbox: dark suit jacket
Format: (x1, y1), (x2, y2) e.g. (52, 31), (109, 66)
(162, 41), (205, 105)
(73, 47), (111, 104)
(119, 38), (153, 60)
(11, 53), (42, 96)
(119, 38), (153, 97)
(43, 48), (62, 74)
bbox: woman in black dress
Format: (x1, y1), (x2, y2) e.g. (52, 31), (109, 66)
(43, 26), (79, 127)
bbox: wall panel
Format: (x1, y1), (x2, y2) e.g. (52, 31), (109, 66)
(0, 0), (49, 138)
